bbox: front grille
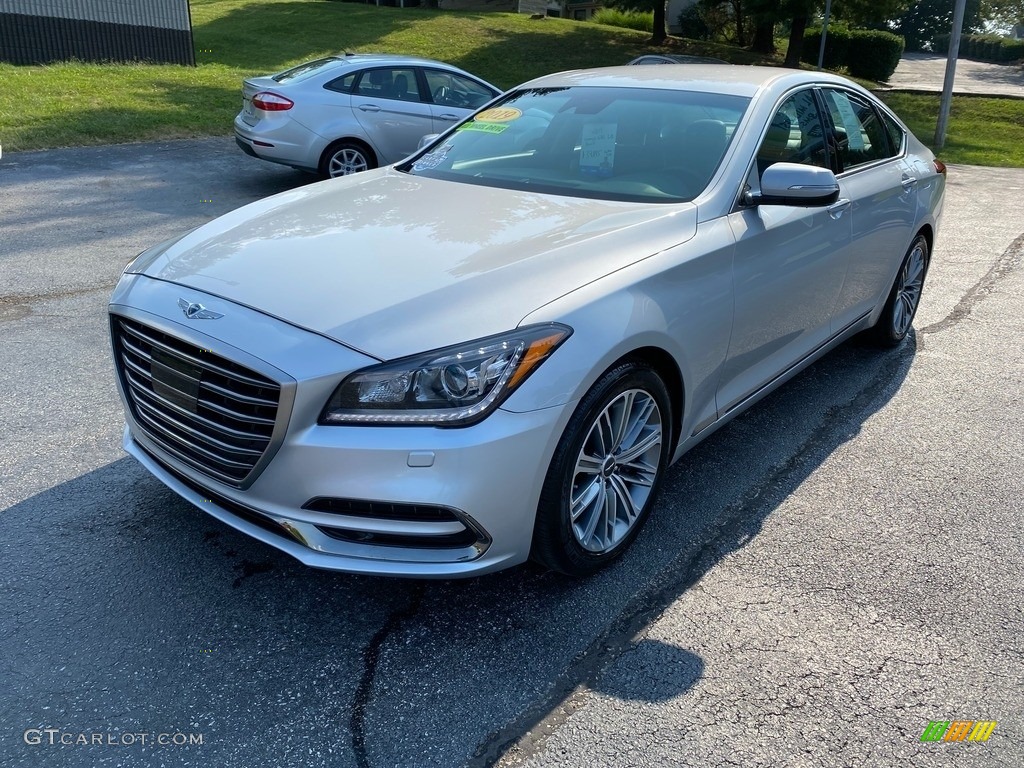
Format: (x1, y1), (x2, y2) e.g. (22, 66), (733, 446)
(113, 316), (281, 487)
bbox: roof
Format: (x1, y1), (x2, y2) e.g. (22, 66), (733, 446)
(520, 65), (863, 98)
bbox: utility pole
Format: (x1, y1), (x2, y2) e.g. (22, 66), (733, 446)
(817, 0), (833, 70)
(934, 0), (968, 149)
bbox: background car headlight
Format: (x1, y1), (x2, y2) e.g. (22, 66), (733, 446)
(320, 324), (572, 426)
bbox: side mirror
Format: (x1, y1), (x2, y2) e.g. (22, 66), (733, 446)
(747, 163), (840, 207)
(418, 133), (440, 150)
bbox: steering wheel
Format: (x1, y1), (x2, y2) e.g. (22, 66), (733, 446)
(432, 85), (450, 104)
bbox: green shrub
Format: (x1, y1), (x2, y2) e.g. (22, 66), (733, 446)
(801, 24), (851, 69)
(846, 29), (904, 81)
(678, 5), (712, 41)
(590, 8), (653, 34)
(941, 33), (1024, 62)
(1000, 38), (1024, 62)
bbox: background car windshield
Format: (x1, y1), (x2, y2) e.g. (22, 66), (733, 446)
(403, 86), (749, 203)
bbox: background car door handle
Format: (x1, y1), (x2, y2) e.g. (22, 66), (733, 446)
(357, 104), (381, 112)
(827, 198), (851, 219)
(436, 113), (460, 121)
(901, 176), (918, 190)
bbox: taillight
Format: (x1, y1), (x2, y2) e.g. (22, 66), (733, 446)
(934, 159), (946, 176)
(252, 92), (293, 111)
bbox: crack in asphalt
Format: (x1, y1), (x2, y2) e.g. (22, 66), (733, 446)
(468, 229), (1024, 767)
(351, 583), (425, 768)
(468, 343), (915, 766)
(920, 231), (1024, 336)
(0, 284), (113, 308)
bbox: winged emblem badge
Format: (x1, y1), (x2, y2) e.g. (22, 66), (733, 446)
(177, 298), (224, 320)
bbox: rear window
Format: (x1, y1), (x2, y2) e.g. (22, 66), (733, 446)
(272, 58), (344, 84)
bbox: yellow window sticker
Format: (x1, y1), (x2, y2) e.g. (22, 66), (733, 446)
(474, 107), (522, 123)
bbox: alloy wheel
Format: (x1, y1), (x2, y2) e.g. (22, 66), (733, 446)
(570, 389), (663, 553)
(892, 238), (927, 337)
(328, 148), (369, 177)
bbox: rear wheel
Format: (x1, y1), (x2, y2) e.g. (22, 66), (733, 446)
(531, 361), (672, 576)
(866, 233), (930, 347)
(319, 141), (376, 179)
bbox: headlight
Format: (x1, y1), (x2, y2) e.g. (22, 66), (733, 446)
(320, 324), (572, 426)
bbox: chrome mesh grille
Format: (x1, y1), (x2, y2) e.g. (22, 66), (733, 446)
(113, 317), (281, 486)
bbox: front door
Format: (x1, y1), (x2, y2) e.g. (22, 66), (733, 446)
(717, 88), (852, 414)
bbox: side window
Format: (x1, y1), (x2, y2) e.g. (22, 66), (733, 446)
(756, 90), (829, 179)
(324, 72), (357, 94)
(353, 68), (421, 102)
(880, 110), (905, 156)
(423, 69), (495, 110)
(822, 89), (893, 171)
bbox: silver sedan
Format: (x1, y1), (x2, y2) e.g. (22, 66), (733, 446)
(112, 65), (944, 578)
(233, 53), (500, 178)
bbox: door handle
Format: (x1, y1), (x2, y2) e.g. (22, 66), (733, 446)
(436, 113), (459, 121)
(827, 198), (851, 219)
(901, 176), (918, 190)
(357, 104), (381, 112)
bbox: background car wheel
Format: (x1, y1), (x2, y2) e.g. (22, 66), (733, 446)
(866, 233), (930, 347)
(532, 361), (673, 576)
(320, 141), (376, 179)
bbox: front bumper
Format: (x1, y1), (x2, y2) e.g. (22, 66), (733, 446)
(111, 275), (573, 578)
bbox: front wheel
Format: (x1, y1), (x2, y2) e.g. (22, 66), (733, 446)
(319, 141), (376, 179)
(866, 233), (930, 347)
(531, 361), (673, 576)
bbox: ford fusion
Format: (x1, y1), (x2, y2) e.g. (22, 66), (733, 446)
(110, 66), (945, 578)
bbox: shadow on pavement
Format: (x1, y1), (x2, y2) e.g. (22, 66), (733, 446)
(0, 333), (917, 768)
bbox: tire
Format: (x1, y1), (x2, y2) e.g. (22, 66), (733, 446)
(319, 141), (376, 179)
(531, 361), (673, 576)
(865, 233), (930, 348)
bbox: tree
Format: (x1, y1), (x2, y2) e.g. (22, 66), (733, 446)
(892, 0), (983, 51)
(832, 0), (911, 26)
(605, 0), (668, 44)
(980, 0), (1024, 28)
(745, 0), (817, 67)
(652, 1), (667, 43)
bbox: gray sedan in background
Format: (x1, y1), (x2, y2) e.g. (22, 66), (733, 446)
(114, 66), (944, 578)
(234, 53), (500, 177)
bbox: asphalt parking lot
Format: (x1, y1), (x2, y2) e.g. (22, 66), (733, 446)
(1, 139), (1022, 768)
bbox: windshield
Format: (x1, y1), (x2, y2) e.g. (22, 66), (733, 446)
(400, 86), (749, 203)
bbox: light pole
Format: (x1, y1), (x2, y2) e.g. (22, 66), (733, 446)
(934, 0), (968, 149)
(817, 0), (833, 70)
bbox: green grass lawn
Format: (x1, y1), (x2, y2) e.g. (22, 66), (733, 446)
(0, 0), (1022, 167)
(0, 0), (766, 153)
(879, 92), (1024, 167)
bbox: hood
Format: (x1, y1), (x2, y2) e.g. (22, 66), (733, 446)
(133, 170), (697, 359)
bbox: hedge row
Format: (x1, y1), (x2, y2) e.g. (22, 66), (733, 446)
(802, 26), (905, 82)
(934, 33), (1024, 63)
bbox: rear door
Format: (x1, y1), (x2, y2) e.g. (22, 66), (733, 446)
(820, 88), (917, 331)
(350, 67), (435, 164)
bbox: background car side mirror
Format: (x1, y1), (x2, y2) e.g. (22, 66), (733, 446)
(746, 163), (840, 207)
(418, 133), (440, 150)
